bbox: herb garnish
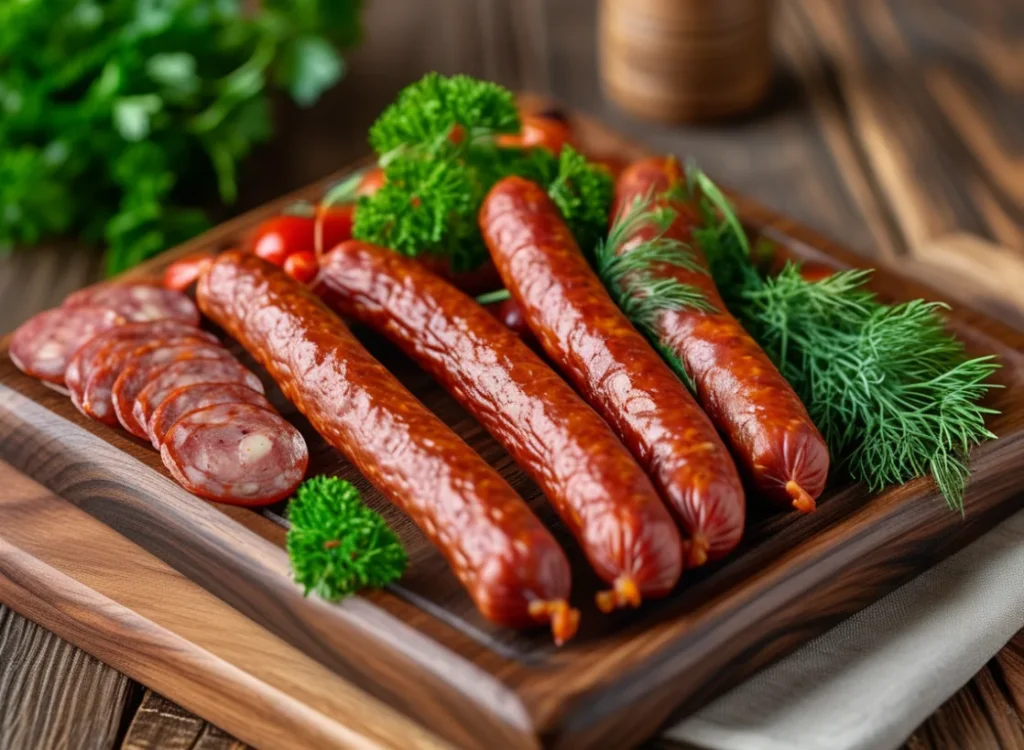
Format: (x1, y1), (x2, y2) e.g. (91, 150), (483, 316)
(594, 190), (713, 390)
(286, 476), (406, 600)
(352, 73), (613, 271)
(0, 1), (362, 274)
(689, 168), (1000, 511)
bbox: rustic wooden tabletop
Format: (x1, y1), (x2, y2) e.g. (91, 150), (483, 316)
(1, 1), (1021, 748)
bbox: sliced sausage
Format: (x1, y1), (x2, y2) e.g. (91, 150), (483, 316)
(134, 358), (264, 442)
(612, 157), (829, 511)
(9, 306), (124, 384)
(110, 342), (235, 437)
(198, 250), (578, 643)
(160, 403), (307, 506)
(317, 241), (683, 610)
(66, 321), (217, 397)
(480, 176), (747, 566)
(81, 335), (221, 426)
(65, 282), (200, 326)
(149, 383), (271, 449)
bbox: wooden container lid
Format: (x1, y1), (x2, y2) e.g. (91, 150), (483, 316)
(599, 0), (776, 123)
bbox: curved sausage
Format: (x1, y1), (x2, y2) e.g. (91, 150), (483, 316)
(480, 176), (746, 566)
(612, 157), (829, 511)
(317, 241), (682, 610)
(161, 402), (307, 506)
(197, 250), (578, 643)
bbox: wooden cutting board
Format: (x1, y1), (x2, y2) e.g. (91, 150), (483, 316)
(1, 98), (1022, 750)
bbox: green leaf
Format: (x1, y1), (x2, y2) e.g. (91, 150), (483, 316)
(282, 36), (344, 107)
(113, 94), (163, 142)
(146, 52), (199, 97)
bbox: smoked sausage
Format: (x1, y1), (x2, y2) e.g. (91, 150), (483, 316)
(317, 241), (682, 610)
(197, 250), (579, 643)
(612, 157), (829, 511)
(480, 176), (746, 566)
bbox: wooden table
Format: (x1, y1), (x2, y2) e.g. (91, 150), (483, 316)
(1, 1), (1021, 748)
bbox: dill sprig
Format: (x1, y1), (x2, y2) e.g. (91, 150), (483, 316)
(689, 167), (1000, 512)
(353, 73), (612, 270)
(594, 190), (713, 389)
(286, 476), (407, 600)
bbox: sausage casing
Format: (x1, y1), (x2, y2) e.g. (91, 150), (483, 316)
(612, 157), (829, 511)
(316, 241), (682, 609)
(480, 177), (746, 565)
(197, 250), (577, 641)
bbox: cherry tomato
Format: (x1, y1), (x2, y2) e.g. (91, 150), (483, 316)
(356, 167), (386, 197)
(163, 252), (214, 292)
(315, 204), (355, 258)
(497, 114), (575, 154)
(251, 215), (316, 266)
(283, 250), (320, 285)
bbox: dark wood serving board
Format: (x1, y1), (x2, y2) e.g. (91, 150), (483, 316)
(1, 98), (1022, 750)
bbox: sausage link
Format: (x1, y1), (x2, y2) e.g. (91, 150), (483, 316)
(480, 177), (745, 566)
(316, 241), (682, 610)
(612, 157), (830, 511)
(197, 250), (578, 643)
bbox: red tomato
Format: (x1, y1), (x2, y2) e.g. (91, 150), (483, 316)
(497, 114), (575, 154)
(284, 250), (319, 284)
(163, 252), (214, 292)
(315, 204), (355, 258)
(356, 168), (386, 197)
(251, 215), (316, 266)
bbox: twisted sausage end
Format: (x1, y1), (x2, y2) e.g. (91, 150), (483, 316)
(529, 599), (581, 646)
(787, 481), (817, 513)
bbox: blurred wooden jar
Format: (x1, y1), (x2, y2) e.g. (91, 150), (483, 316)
(599, 0), (776, 123)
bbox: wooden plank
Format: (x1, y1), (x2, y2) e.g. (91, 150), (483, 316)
(0, 460), (449, 750)
(121, 691), (248, 750)
(0, 605), (133, 750)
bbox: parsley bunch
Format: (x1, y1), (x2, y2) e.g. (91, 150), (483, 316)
(286, 476), (406, 600)
(353, 73), (613, 271)
(0, 0), (362, 274)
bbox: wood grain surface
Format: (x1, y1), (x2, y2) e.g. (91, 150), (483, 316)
(0, 0), (1021, 748)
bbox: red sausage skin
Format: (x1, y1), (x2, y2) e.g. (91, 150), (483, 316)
(612, 157), (829, 511)
(480, 177), (746, 566)
(197, 251), (578, 642)
(317, 241), (682, 610)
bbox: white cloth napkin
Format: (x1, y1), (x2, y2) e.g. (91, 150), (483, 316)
(666, 509), (1024, 750)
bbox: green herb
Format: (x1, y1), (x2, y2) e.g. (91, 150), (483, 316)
(689, 167), (1000, 512)
(353, 73), (613, 271)
(0, 0), (362, 274)
(286, 476), (406, 600)
(594, 189), (713, 390)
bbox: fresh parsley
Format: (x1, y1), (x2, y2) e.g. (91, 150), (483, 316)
(353, 73), (613, 271)
(0, 0), (362, 274)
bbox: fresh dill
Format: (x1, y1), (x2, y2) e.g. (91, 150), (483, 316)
(593, 189), (713, 390)
(688, 167), (1000, 512)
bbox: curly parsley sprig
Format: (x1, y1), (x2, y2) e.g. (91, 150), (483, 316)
(353, 73), (613, 271)
(286, 476), (406, 600)
(688, 167), (1000, 512)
